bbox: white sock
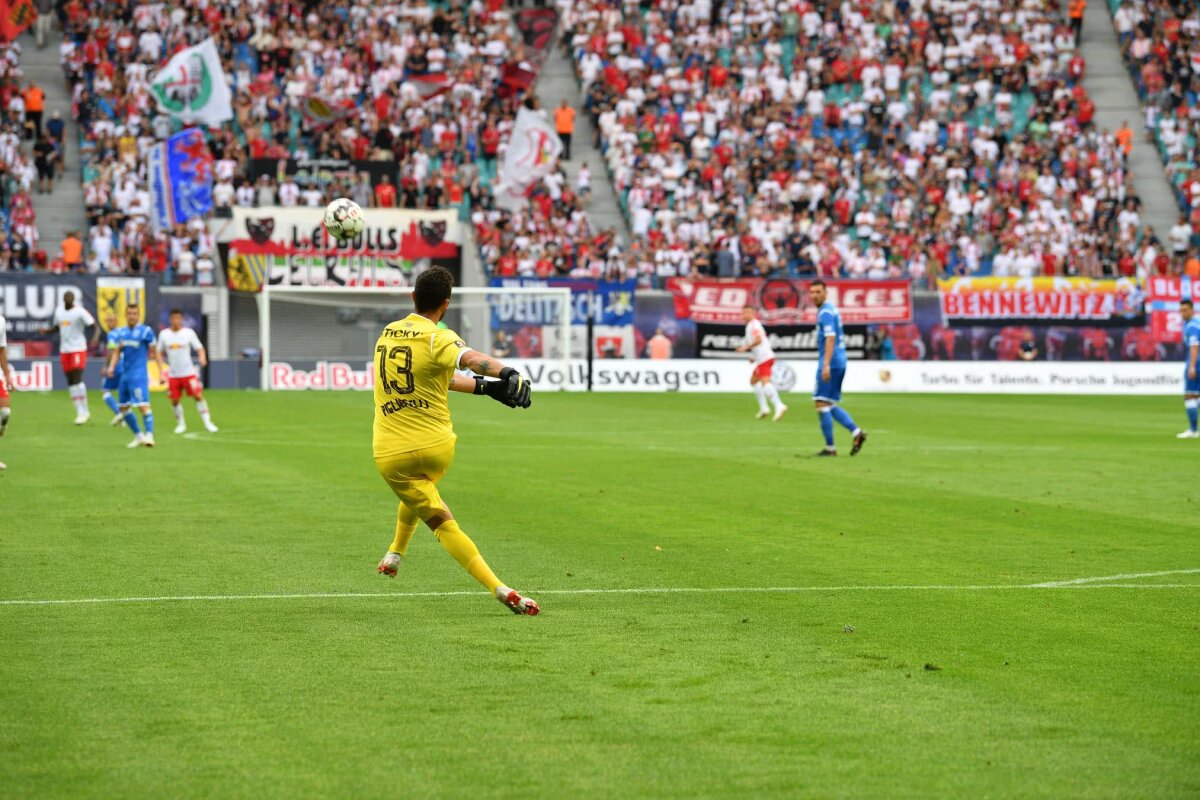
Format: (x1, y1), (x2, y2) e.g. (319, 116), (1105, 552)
(173, 404), (184, 423)
(197, 401), (211, 423)
(70, 383), (88, 413)
(0, 406), (9, 430)
(752, 383), (769, 413)
(764, 383), (783, 410)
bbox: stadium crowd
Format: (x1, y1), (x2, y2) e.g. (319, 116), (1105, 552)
(562, 0), (1166, 287)
(45, 0), (596, 283)
(0, 43), (46, 273)
(1110, 0), (1200, 267)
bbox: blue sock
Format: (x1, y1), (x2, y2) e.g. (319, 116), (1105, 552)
(142, 411), (154, 434)
(123, 411), (140, 434)
(830, 406), (858, 432)
(1188, 403), (1198, 433)
(818, 409), (835, 447)
(102, 391), (120, 415)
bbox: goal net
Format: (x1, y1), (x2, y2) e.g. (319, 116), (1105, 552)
(256, 285), (573, 390)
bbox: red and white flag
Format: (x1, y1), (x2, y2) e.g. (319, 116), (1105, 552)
(494, 108), (562, 212)
(406, 74), (451, 101)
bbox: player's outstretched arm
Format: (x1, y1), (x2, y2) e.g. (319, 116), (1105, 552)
(458, 350), (531, 409)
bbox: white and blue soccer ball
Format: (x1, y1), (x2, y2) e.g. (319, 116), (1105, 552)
(323, 198), (365, 242)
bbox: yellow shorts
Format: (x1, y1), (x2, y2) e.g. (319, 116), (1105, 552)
(374, 439), (456, 522)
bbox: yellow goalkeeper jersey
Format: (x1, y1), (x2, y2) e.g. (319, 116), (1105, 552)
(372, 313), (471, 458)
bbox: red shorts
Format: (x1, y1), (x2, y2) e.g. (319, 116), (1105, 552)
(168, 375), (203, 401)
(0, 377), (8, 399)
(60, 351), (86, 373)
(752, 359), (774, 382)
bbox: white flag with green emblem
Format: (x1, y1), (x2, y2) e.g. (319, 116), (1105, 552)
(149, 38), (232, 127)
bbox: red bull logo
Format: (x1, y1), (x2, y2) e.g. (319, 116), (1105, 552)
(270, 361), (375, 390)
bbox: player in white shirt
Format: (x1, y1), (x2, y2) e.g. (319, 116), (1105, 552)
(48, 292), (99, 424)
(156, 309), (218, 434)
(0, 315), (14, 469)
(735, 305), (787, 421)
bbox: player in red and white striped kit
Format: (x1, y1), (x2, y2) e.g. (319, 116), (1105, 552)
(736, 305), (787, 421)
(156, 309), (218, 434)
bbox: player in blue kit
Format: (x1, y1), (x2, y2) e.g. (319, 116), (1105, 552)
(104, 304), (166, 448)
(101, 328), (125, 426)
(1178, 298), (1200, 439)
(809, 280), (867, 456)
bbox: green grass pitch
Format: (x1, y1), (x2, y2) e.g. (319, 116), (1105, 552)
(1, 390), (1198, 798)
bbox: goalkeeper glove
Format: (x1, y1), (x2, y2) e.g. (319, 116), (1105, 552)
(474, 371), (532, 409)
(498, 367), (532, 409)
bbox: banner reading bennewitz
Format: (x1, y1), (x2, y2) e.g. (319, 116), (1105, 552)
(247, 158), (399, 191)
(224, 206), (462, 291)
(665, 278), (912, 325)
(937, 277), (1145, 327)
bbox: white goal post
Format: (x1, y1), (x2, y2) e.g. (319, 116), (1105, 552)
(256, 284), (573, 391)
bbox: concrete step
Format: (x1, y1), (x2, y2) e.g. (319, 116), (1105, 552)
(15, 26), (88, 259)
(534, 38), (630, 244)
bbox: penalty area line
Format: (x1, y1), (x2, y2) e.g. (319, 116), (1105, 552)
(1, 576), (1198, 608)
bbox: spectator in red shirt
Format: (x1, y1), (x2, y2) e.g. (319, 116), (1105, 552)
(374, 175), (397, 208)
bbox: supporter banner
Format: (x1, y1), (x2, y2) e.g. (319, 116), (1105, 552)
(892, 292), (1180, 362)
(1145, 276), (1200, 343)
(665, 278), (912, 325)
(696, 323), (868, 359)
(488, 278), (635, 326)
(148, 127), (213, 232)
(149, 38), (233, 127)
(225, 206), (461, 291)
(937, 277), (1145, 326)
(0, 274), (158, 344)
(247, 158), (399, 191)
(0, 0), (36, 43)
(514, 8), (558, 51)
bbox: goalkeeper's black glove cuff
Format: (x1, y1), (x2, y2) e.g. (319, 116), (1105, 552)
(472, 376), (487, 395)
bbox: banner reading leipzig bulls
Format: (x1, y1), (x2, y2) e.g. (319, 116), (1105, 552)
(1145, 276), (1200, 343)
(665, 278), (912, 325)
(937, 277), (1145, 327)
(224, 206), (462, 291)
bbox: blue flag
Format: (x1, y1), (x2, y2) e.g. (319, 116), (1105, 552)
(149, 128), (213, 231)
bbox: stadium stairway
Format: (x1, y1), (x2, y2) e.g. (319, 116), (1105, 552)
(19, 26), (88, 262)
(535, 40), (630, 245)
(1080, 2), (1178, 235)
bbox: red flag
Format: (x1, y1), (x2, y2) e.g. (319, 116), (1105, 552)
(407, 74), (450, 102)
(498, 63), (536, 98)
(0, 0), (36, 42)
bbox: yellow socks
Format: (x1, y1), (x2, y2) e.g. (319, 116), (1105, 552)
(433, 520), (503, 593)
(389, 503), (419, 555)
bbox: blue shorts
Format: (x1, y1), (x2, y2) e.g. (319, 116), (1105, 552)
(1186, 369), (1200, 395)
(118, 373), (150, 406)
(814, 366), (846, 403)
(102, 371), (122, 392)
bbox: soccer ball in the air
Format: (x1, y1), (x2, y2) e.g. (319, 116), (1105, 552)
(324, 198), (365, 242)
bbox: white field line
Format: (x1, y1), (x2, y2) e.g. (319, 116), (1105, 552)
(0, 570), (1197, 607)
(1028, 568), (1200, 587)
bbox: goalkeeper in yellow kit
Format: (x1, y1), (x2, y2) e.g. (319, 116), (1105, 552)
(373, 266), (539, 615)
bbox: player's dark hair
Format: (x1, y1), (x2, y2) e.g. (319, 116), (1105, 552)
(810, 279), (827, 289)
(1182, 299), (1194, 308)
(414, 266), (454, 312)
(169, 308), (183, 316)
(126, 302), (139, 309)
